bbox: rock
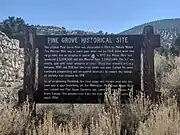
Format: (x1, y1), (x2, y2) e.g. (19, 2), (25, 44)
(0, 81), (6, 87)
(4, 82), (11, 87)
(0, 31), (24, 102)
(17, 69), (24, 79)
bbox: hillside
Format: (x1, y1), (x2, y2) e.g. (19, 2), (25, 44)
(36, 18), (180, 49)
(2, 17), (180, 50)
(35, 25), (95, 35)
(120, 18), (180, 48)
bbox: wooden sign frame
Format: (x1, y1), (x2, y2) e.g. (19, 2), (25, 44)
(18, 25), (161, 105)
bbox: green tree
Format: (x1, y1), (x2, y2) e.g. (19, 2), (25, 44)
(174, 35), (180, 51)
(158, 46), (165, 56)
(97, 30), (104, 35)
(0, 16), (28, 38)
(168, 35), (180, 57)
(163, 49), (169, 60)
(169, 46), (179, 57)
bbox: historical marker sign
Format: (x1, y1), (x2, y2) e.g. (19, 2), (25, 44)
(34, 35), (143, 103)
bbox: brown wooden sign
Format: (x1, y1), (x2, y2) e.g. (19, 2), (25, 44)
(18, 25), (161, 104)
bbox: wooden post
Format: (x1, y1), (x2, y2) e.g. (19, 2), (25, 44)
(17, 30), (28, 104)
(20, 26), (36, 116)
(18, 89), (26, 104)
(28, 27), (36, 116)
(143, 25), (161, 101)
(23, 28), (28, 102)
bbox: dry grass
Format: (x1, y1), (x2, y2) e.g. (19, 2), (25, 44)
(0, 93), (179, 135)
(1, 53), (180, 135)
(1, 90), (180, 135)
(136, 97), (180, 135)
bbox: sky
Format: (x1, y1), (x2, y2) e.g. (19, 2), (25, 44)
(0, 0), (180, 33)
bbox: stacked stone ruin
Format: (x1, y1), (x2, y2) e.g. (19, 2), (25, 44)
(0, 31), (24, 102)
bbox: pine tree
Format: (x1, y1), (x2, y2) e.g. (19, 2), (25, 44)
(0, 16), (28, 38)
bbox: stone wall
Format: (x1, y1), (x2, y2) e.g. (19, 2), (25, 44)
(0, 31), (24, 102)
